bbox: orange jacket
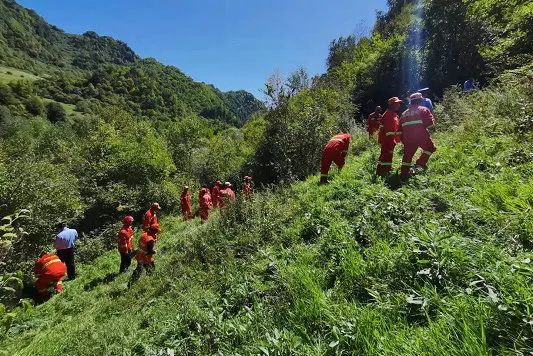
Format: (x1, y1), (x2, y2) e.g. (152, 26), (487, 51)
(117, 225), (134, 253)
(324, 133), (351, 157)
(143, 209), (158, 232)
(378, 109), (401, 144)
(367, 112), (382, 135)
(200, 190), (212, 210)
(35, 253), (66, 278)
(212, 184), (221, 207)
(399, 104), (435, 143)
(219, 188), (236, 208)
(243, 182), (252, 196)
(135, 232), (156, 264)
(180, 191), (192, 212)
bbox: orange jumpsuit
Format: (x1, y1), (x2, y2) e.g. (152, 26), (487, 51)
(243, 182), (252, 197)
(35, 253), (67, 300)
(320, 133), (352, 181)
(135, 231), (156, 265)
(367, 112), (382, 138)
(180, 191), (193, 220)
(117, 225), (134, 254)
(212, 183), (221, 208)
(376, 109), (402, 175)
(199, 188), (213, 220)
(399, 104), (436, 175)
(219, 188), (236, 208)
(143, 209), (158, 232)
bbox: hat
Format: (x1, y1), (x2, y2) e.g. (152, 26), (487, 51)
(417, 87), (430, 92)
(224, 182), (232, 187)
(123, 215), (134, 225)
(388, 97), (402, 105)
(183, 185), (189, 190)
(151, 202), (161, 210)
(409, 92), (424, 101)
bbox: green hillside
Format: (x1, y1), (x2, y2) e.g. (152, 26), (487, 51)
(0, 0), (265, 125)
(1, 74), (531, 355)
(1, 0), (532, 353)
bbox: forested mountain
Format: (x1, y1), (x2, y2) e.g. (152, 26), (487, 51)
(0, 0), (532, 353)
(0, 0), (138, 71)
(0, 0), (265, 125)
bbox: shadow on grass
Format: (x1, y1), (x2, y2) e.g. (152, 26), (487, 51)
(84, 272), (119, 291)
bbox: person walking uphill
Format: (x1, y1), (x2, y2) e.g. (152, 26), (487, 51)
(129, 223), (160, 286)
(54, 223), (78, 280)
(242, 176), (253, 197)
(143, 202), (160, 232)
(219, 182), (236, 208)
(199, 188), (212, 221)
(180, 186), (193, 220)
(399, 92), (436, 179)
(367, 106), (382, 138)
(376, 97), (403, 176)
(320, 132), (352, 184)
(34, 252), (66, 301)
(117, 215), (134, 273)
(212, 181), (222, 208)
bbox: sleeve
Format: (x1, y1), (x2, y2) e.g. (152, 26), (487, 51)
(423, 109), (435, 128)
(143, 212), (150, 229)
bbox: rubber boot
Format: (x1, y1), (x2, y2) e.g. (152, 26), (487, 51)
(320, 175), (328, 185)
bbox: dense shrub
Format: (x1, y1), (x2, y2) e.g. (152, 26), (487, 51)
(45, 101), (66, 122)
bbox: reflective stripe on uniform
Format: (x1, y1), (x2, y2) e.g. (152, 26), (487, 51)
(329, 138), (344, 143)
(43, 258), (62, 269)
(320, 174), (328, 177)
(377, 161), (393, 166)
(401, 120), (423, 127)
(422, 150), (433, 156)
(385, 131), (402, 136)
(401, 162), (414, 166)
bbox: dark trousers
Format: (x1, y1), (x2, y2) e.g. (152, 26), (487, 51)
(119, 251), (132, 273)
(128, 262), (154, 288)
(57, 247), (76, 280)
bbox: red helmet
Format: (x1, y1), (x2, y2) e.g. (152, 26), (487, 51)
(123, 215), (134, 225)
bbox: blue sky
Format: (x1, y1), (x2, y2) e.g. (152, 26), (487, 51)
(18, 0), (388, 97)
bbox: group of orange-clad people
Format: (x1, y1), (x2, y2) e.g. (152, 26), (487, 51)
(35, 177), (253, 300)
(180, 176), (252, 222)
(34, 92), (435, 301)
(321, 91), (436, 183)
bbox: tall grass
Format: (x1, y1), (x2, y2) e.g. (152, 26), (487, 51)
(0, 75), (532, 355)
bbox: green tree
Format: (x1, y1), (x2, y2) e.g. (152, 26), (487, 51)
(46, 102), (67, 123)
(24, 96), (44, 116)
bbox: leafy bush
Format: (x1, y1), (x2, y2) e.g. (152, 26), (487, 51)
(45, 101), (66, 122)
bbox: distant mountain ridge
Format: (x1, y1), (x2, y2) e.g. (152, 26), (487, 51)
(0, 0), (264, 124)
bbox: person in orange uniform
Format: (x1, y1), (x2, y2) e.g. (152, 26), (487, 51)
(219, 182), (236, 208)
(117, 215), (134, 273)
(211, 180), (222, 208)
(180, 186), (193, 220)
(242, 176), (253, 197)
(129, 224), (160, 286)
(320, 132), (352, 184)
(399, 92), (436, 179)
(143, 202), (160, 232)
(34, 252), (67, 301)
(367, 106), (383, 138)
(199, 188), (213, 221)
(376, 97), (403, 176)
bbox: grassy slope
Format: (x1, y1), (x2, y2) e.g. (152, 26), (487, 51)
(0, 66), (40, 83)
(1, 78), (532, 355)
